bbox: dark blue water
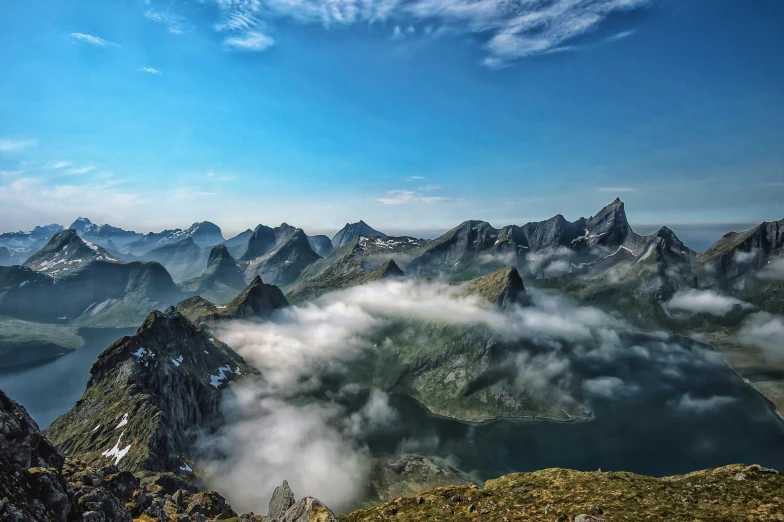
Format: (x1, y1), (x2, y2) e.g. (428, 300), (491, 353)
(362, 334), (784, 479)
(0, 328), (135, 428)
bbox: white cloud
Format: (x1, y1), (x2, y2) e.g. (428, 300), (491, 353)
(47, 161), (73, 170)
(405, 176), (425, 181)
(757, 258), (784, 281)
(376, 189), (445, 205)
(738, 312), (784, 361)
(583, 376), (639, 399)
(598, 187), (636, 192)
(139, 67), (162, 75)
(666, 289), (749, 316)
(0, 139), (37, 153)
(606, 29), (636, 42)
(64, 164), (96, 175)
(732, 248), (758, 264)
(224, 31), (275, 51)
(672, 393), (737, 414)
(0, 176), (143, 227)
(70, 33), (117, 47)
(144, 7), (184, 34)
(203, 0), (650, 66)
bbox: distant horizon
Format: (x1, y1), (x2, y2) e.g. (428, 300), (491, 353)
(1, 209), (774, 254)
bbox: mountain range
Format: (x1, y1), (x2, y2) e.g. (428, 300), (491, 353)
(1, 200), (782, 413)
(0, 200), (783, 521)
(2, 201), (782, 323)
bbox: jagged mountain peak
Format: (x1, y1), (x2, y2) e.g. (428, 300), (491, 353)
(229, 275), (289, 318)
(23, 229), (121, 276)
(46, 307), (253, 473)
(177, 275), (288, 325)
(207, 243), (232, 266)
(242, 224), (277, 261)
(244, 226), (321, 285)
(68, 216), (94, 231)
(465, 266), (526, 308)
(375, 259), (405, 278)
(332, 221), (388, 248)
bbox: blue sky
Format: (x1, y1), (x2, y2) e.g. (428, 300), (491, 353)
(0, 0), (782, 244)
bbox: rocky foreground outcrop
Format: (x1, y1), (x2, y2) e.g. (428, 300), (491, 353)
(341, 465), (784, 522)
(45, 307), (256, 473)
(4, 384), (784, 521)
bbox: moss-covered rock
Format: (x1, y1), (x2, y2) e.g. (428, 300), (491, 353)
(341, 464), (784, 522)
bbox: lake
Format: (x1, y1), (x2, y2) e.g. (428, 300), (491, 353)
(0, 327), (136, 428)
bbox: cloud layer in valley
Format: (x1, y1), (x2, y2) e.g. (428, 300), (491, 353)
(200, 278), (741, 514)
(666, 289), (749, 316)
(738, 312), (784, 360)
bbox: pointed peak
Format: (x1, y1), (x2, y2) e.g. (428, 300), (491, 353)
(376, 259), (405, 278)
(207, 243), (233, 266)
(466, 266), (525, 308)
(268, 480), (296, 521)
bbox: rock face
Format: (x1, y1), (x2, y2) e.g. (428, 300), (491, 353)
(184, 221), (225, 248)
(0, 224), (64, 265)
(267, 480), (296, 521)
(265, 481), (337, 522)
(68, 218), (143, 250)
(24, 229), (121, 276)
(121, 222), (224, 257)
(241, 224), (277, 263)
(308, 234), (334, 257)
(224, 228), (254, 258)
(180, 244), (248, 303)
(0, 386), (252, 521)
(464, 266), (526, 308)
(287, 246), (406, 304)
(0, 388), (71, 522)
(0, 234), (182, 325)
(45, 308), (255, 473)
(282, 497), (337, 522)
(699, 218), (784, 289)
(331, 220), (388, 248)
(177, 275), (289, 326)
(244, 226), (321, 286)
(141, 237), (209, 282)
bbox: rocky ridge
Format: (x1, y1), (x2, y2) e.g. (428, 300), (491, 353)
(45, 307), (255, 473)
(177, 275), (289, 327)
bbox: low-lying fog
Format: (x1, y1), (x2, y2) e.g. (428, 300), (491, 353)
(199, 279), (784, 514)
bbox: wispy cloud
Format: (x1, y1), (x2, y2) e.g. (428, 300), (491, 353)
(204, 0), (651, 66)
(598, 187), (637, 193)
(70, 32), (118, 47)
(606, 29), (636, 42)
(376, 189), (446, 205)
(139, 67), (162, 75)
(0, 139), (37, 153)
(47, 161), (73, 170)
(405, 175), (425, 181)
(420, 184), (441, 191)
(224, 31), (275, 51)
(64, 164), (96, 175)
(144, 7), (184, 34)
